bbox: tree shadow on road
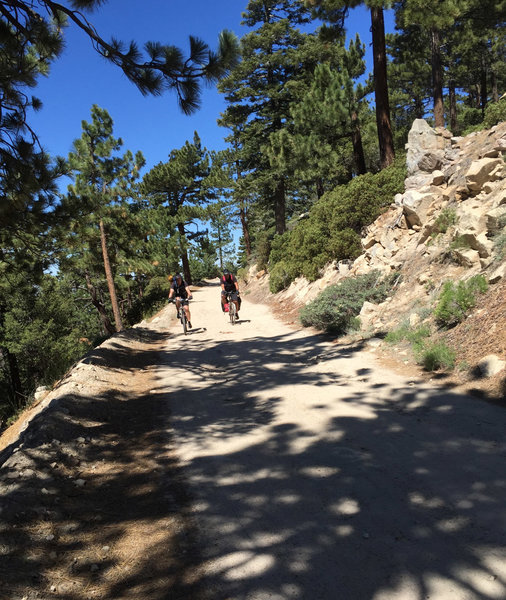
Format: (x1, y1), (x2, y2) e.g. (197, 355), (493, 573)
(0, 323), (505, 600)
(153, 328), (506, 600)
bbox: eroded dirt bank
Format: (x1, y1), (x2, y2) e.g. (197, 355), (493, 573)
(0, 327), (205, 600)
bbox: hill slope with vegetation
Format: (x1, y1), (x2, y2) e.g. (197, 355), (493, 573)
(242, 118), (506, 399)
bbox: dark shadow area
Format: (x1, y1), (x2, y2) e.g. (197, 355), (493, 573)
(155, 327), (506, 599)
(1, 316), (505, 600)
(0, 329), (205, 600)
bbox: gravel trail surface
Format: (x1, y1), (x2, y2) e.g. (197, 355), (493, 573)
(157, 280), (506, 600)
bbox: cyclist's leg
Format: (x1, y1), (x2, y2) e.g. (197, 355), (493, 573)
(221, 290), (227, 311)
(175, 297), (181, 316)
(182, 299), (191, 326)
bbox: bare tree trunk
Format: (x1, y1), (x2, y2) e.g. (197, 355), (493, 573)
(431, 28), (445, 128)
(85, 271), (116, 336)
(480, 55), (488, 116)
(99, 219), (123, 332)
(239, 202), (252, 257)
(351, 109), (367, 175)
(491, 70), (499, 102)
(449, 79), (458, 133)
(371, 7), (395, 169)
(177, 222), (192, 284)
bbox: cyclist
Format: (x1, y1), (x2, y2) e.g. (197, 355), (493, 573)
(220, 270), (241, 317)
(169, 273), (193, 328)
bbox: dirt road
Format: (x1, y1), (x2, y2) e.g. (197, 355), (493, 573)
(156, 280), (506, 600)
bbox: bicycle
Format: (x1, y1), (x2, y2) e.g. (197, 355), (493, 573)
(169, 298), (190, 335)
(226, 292), (239, 326)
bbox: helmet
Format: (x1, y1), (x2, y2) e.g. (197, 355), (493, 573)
(174, 273), (182, 280)
(223, 270), (231, 276)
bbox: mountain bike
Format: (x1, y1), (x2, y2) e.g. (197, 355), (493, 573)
(170, 298), (190, 335)
(226, 292), (239, 326)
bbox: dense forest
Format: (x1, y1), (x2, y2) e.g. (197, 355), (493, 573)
(1, 0), (505, 426)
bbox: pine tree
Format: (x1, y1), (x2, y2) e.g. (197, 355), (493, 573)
(62, 105), (145, 333)
(218, 0), (315, 236)
(305, 0), (396, 168)
(140, 133), (214, 284)
(268, 34), (371, 199)
(208, 202), (235, 271)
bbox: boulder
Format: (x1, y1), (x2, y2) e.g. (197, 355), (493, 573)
(476, 355), (506, 378)
(454, 230), (494, 258)
(458, 199), (489, 232)
(406, 119), (447, 176)
(485, 205), (506, 235)
(402, 191), (437, 228)
(465, 157), (504, 192)
(431, 170), (446, 186)
(34, 386), (49, 401)
(404, 173), (433, 190)
(359, 301), (378, 329)
(451, 248), (480, 267)
(488, 262), (506, 284)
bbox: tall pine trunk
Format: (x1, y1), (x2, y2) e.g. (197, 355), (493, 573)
(491, 70), (499, 102)
(371, 7), (395, 169)
(99, 219), (123, 332)
(177, 222), (192, 284)
(480, 54), (488, 116)
(351, 109), (366, 175)
(431, 28), (445, 128)
(85, 271), (116, 335)
(239, 202), (252, 257)
(274, 179), (286, 235)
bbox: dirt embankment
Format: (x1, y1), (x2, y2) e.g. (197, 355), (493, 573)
(0, 326), (205, 600)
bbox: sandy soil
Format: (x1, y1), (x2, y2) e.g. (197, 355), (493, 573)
(0, 279), (505, 600)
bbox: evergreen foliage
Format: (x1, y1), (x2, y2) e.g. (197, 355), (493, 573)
(268, 161), (406, 290)
(140, 132), (215, 284)
(434, 275), (489, 328)
(299, 270), (398, 333)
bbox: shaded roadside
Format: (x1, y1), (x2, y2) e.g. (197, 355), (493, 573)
(0, 327), (204, 600)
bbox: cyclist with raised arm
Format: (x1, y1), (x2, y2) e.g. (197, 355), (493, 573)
(220, 269), (241, 318)
(169, 273), (193, 328)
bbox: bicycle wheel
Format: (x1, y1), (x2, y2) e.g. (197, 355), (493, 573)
(181, 310), (187, 335)
(229, 300), (236, 325)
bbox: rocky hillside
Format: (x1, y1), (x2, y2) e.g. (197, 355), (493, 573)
(244, 120), (506, 399)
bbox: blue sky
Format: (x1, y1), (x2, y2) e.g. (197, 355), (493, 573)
(30, 1), (395, 178)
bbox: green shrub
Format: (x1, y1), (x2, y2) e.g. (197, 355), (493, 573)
(450, 235), (471, 250)
(266, 162), (406, 291)
(462, 98), (506, 134)
(269, 260), (299, 293)
(493, 233), (506, 263)
(385, 324), (431, 353)
(418, 342), (456, 371)
(483, 98), (506, 129)
(300, 271), (397, 333)
(433, 208), (458, 234)
(434, 275), (488, 327)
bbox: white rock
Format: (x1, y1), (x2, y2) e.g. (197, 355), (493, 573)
(409, 313), (421, 327)
(452, 248), (480, 267)
(431, 170), (445, 186)
(465, 157), (504, 192)
(488, 262), (506, 284)
(477, 355), (506, 378)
